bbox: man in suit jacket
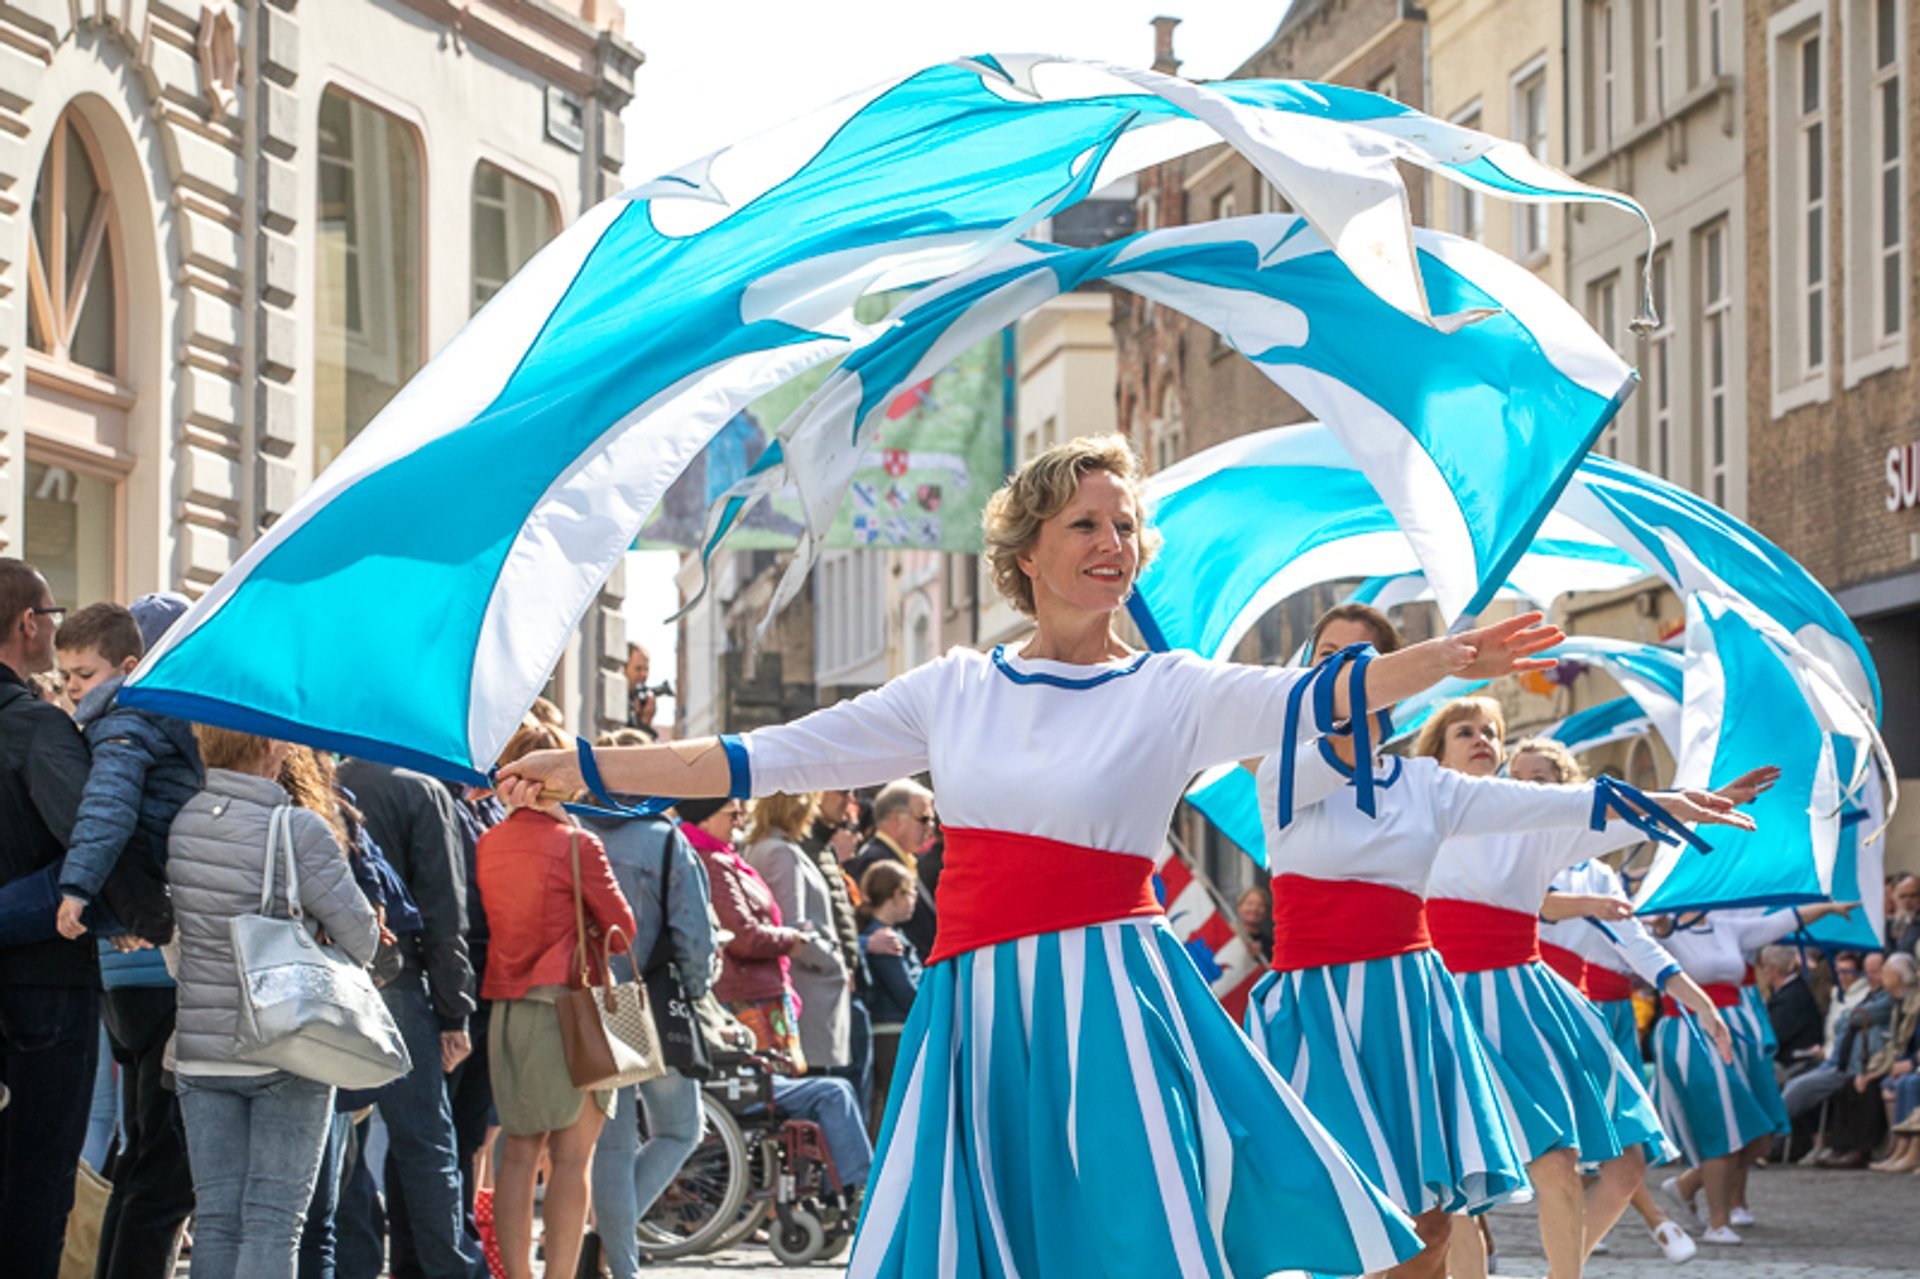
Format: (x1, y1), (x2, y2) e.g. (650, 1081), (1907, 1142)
(846, 779), (939, 957)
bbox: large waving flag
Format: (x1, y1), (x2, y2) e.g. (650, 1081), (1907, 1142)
(118, 57), (1650, 780)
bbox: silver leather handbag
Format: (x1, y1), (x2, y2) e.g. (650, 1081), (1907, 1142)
(230, 805), (411, 1089)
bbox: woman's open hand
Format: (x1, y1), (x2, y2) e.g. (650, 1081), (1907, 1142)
(1715, 766), (1782, 806)
(1660, 789), (1756, 831)
(1444, 612), (1566, 680)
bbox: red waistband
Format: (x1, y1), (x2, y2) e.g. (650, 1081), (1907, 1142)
(1539, 942), (1590, 994)
(1426, 898), (1543, 974)
(1742, 963), (1757, 988)
(1270, 875), (1431, 972)
(1584, 964), (1636, 1003)
(927, 828), (1162, 965)
(1664, 982), (1741, 1017)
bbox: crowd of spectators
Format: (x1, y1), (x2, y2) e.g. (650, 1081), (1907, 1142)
(0, 556), (929, 1279)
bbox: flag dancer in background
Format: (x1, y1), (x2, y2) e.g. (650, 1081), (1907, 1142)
(1421, 716), (1769, 1277)
(1649, 903), (1856, 1245)
(495, 439), (1577, 1279)
(1244, 605), (1753, 1279)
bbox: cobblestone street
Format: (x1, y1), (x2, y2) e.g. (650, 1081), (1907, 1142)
(629, 1165), (1916, 1277)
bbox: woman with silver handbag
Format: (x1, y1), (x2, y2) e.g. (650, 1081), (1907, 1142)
(166, 727), (382, 1279)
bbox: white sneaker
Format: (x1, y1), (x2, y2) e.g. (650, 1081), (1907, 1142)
(1659, 1175), (1704, 1228)
(1729, 1206), (1756, 1227)
(1701, 1225), (1743, 1246)
(1591, 1237), (1611, 1255)
(1650, 1220), (1698, 1262)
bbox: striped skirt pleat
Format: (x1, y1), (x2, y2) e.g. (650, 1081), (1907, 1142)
(1651, 1011), (1780, 1165)
(847, 918), (1424, 1279)
(1245, 948), (1531, 1218)
(1724, 991), (1790, 1132)
(1454, 963), (1673, 1169)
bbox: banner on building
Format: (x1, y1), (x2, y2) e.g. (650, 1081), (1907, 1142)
(637, 317), (1007, 555)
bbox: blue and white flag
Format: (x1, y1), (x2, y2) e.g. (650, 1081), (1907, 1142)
(1543, 697), (1654, 755)
(117, 57), (1650, 780)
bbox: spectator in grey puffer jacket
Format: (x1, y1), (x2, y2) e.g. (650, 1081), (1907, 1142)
(169, 727), (379, 1279)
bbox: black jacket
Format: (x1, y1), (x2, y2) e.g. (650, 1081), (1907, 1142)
(338, 758), (476, 1030)
(847, 836), (938, 959)
(1768, 974), (1824, 1066)
(800, 819), (862, 976)
(0, 664), (96, 986)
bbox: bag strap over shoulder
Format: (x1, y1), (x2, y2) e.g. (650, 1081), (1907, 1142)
(261, 805), (302, 918)
(643, 828), (679, 977)
(569, 827), (598, 988)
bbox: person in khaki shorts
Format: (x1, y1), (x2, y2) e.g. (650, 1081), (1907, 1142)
(474, 719), (634, 1279)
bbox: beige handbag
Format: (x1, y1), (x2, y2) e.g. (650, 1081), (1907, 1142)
(555, 829), (667, 1090)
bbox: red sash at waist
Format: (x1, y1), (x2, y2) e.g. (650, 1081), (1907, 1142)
(1585, 964), (1636, 1003)
(1427, 899), (1543, 973)
(927, 828), (1162, 965)
(1742, 963), (1757, 988)
(1540, 942), (1590, 994)
(1270, 875), (1431, 972)
(1664, 981), (1741, 1018)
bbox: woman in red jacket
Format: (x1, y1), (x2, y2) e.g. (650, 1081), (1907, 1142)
(678, 796), (811, 1072)
(476, 721), (635, 1279)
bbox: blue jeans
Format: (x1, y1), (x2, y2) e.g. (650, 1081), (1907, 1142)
(770, 1075), (872, 1189)
(824, 995), (875, 1127)
(0, 983), (99, 1279)
(83, 1020), (120, 1170)
(0, 861), (120, 946)
(177, 1070), (334, 1279)
(298, 1112), (353, 1279)
(335, 975), (481, 1279)
(592, 1071), (702, 1279)
(1888, 1072), (1920, 1125)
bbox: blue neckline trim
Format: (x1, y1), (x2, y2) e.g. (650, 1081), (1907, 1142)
(989, 645), (1152, 689)
(1315, 737), (1405, 791)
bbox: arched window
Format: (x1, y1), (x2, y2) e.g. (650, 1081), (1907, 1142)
(314, 87), (423, 472)
(23, 108), (130, 607)
(26, 111), (120, 376)
(472, 161), (558, 313)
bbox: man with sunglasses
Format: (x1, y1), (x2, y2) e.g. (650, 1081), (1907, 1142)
(847, 780), (939, 958)
(0, 559), (98, 1279)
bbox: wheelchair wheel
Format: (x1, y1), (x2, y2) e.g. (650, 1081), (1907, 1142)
(635, 1093), (750, 1258)
(769, 1206), (827, 1266)
(818, 1224), (853, 1262)
(704, 1138), (779, 1252)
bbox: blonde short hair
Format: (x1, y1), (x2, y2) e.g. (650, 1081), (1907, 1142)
(195, 725), (278, 773)
(746, 792), (818, 844)
(1506, 736), (1585, 784)
(982, 434), (1161, 617)
(1412, 696), (1507, 761)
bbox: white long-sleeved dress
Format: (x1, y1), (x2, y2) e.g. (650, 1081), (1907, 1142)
(1427, 823), (1672, 1167)
(1541, 859), (1682, 1062)
(730, 645), (1420, 1279)
(1652, 910), (1804, 1163)
(1249, 749), (1627, 1215)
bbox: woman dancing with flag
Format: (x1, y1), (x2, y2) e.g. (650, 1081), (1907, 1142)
(498, 437), (1564, 1279)
(1421, 715), (1769, 1278)
(1245, 605), (1754, 1279)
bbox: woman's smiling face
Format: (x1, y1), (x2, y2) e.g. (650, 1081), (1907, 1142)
(1017, 468), (1142, 621)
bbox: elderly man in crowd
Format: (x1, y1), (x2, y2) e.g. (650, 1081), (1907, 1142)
(1889, 876), (1920, 956)
(847, 780), (939, 958)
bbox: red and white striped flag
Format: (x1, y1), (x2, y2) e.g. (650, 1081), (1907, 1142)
(1154, 845), (1262, 1021)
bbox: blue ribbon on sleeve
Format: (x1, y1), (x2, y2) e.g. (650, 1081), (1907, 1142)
(560, 736), (678, 821)
(1590, 775), (1712, 854)
(1276, 643), (1391, 829)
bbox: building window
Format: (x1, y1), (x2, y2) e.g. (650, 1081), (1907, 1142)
(1258, 180), (1289, 216)
(1371, 70), (1399, 103)
(24, 459), (119, 608)
(1705, 0), (1725, 78)
(315, 87), (424, 472)
(472, 162), (558, 313)
(1769, 10), (1829, 409)
(1696, 222), (1730, 505)
(25, 112), (120, 377)
(1645, 249), (1673, 477)
(1845, 0), (1906, 376)
(1514, 66), (1550, 260)
(1583, 1), (1618, 154)
(1588, 274), (1620, 454)
(1450, 104), (1486, 242)
(1212, 188), (1237, 223)
(1650, 0), (1669, 117)
(1149, 384), (1185, 472)
(1139, 188), (1160, 231)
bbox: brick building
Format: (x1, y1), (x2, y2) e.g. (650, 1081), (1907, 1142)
(3, 0), (641, 739)
(1745, 0), (1918, 868)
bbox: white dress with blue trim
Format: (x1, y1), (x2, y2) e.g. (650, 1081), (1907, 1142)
(1428, 825), (1676, 1170)
(1542, 860), (1680, 1067)
(727, 645), (1423, 1279)
(1652, 912), (1802, 1164)
(1249, 748), (1639, 1217)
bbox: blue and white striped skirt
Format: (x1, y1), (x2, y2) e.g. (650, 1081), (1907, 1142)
(1725, 990), (1790, 1130)
(1652, 1011), (1781, 1165)
(1453, 963), (1672, 1169)
(1592, 997), (1643, 1073)
(1245, 948), (1530, 1218)
(848, 918), (1423, 1278)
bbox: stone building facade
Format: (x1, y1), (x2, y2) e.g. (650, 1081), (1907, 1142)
(2, 0), (640, 740)
(1745, 0), (1918, 868)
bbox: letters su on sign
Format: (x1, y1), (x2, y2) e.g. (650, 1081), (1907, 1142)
(1889, 441), (1920, 512)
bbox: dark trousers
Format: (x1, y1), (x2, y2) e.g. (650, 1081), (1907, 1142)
(95, 986), (194, 1279)
(335, 976), (481, 1279)
(298, 1112), (352, 1279)
(388, 999), (493, 1278)
(0, 983), (100, 1279)
(823, 996), (875, 1126)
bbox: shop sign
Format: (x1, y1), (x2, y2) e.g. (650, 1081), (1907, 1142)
(1889, 440), (1920, 511)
